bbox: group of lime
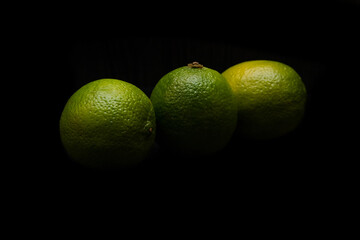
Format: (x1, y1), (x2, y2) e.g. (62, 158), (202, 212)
(60, 60), (307, 169)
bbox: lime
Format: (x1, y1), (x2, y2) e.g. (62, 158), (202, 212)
(222, 60), (307, 139)
(150, 62), (237, 155)
(60, 79), (156, 169)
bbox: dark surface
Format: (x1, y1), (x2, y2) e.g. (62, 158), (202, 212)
(33, 1), (357, 192)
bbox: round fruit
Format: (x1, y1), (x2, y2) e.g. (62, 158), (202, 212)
(60, 79), (156, 169)
(222, 60), (307, 139)
(150, 62), (237, 155)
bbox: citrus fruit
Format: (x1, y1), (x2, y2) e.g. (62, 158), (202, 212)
(150, 62), (237, 155)
(60, 79), (156, 169)
(222, 60), (307, 139)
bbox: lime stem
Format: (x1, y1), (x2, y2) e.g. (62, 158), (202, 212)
(188, 62), (204, 68)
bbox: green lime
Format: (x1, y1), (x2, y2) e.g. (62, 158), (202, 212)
(150, 62), (237, 155)
(222, 60), (307, 139)
(60, 79), (156, 169)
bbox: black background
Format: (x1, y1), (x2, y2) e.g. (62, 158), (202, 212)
(7, 1), (357, 233)
(35, 1), (358, 195)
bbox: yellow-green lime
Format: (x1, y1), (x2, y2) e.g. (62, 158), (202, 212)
(60, 79), (156, 169)
(150, 62), (237, 155)
(222, 60), (307, 139)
